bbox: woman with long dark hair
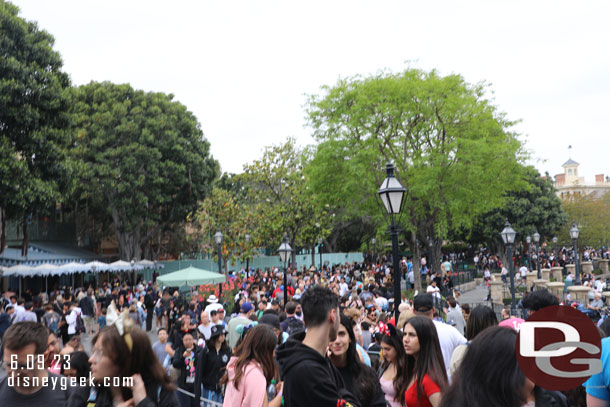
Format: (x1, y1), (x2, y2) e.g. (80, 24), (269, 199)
(448, 304), (497, 378)
(222, 324), (282, 407)
(195, 324), (231, 405)
(402, 316), (448, 407)
(329, 315), (386, 407)
(440, 326), (567, 407)
(89, 321), (177, 406)
(377, 321), (409, 407)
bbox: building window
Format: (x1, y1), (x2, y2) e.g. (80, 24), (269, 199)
(568, 169), (573, 176)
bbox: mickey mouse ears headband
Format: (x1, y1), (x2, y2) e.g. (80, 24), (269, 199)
(377, 321), (398, 338)
(236, 321), (258, 336)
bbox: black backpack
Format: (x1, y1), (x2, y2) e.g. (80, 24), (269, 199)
(285, 317), (305, 337)
(75, 312), (86, 334)
(79, 296), (94, 317)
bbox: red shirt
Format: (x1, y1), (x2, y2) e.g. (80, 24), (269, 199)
(404, 374), (441, 407)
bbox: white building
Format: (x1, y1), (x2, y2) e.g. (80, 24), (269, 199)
(554, 158), (610, 199)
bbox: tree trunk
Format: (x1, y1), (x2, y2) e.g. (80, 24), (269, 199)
(21, 216), (29, 257)
(311, 244), (315, 268)
(409, 232), (423, 292)
(0, 207), (5, 255)
(112, 208), (142, 261)
(433, 239), (443, 275)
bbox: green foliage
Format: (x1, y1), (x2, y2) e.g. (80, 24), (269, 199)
(306, 68), (527, 281)
(466, 166), (568, 254)
(189, 187), (257, 270)
(0, 0), (72, 252)
(241, 138), (332, 262)
(69, 81), (219, 260)
(561, 192), (610, 248)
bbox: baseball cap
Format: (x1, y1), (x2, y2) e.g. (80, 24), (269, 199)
(413, 294), (434, 312)
(240, 302), (253, 313)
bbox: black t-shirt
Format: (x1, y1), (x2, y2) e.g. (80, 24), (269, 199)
(0, 372), (71, 407)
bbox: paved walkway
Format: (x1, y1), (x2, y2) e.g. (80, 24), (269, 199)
(457, 283), (491, 305)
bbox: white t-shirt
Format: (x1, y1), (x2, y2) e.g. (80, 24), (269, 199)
(204, 303), (224, 314)
(519, 266), (528, 277)
(427, 285), (441, 299)
(433, 320), (467, 379)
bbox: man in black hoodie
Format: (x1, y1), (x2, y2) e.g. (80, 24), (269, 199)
(276, 285), (360, 407)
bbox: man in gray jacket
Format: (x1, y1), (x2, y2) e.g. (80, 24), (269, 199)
(446, 296), (466, 336)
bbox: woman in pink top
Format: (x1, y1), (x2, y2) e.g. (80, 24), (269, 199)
(377, 322), (409, 407)
(221, 324), (282, 407)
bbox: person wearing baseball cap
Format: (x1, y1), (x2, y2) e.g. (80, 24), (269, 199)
(195, 324), (231, 405)
(226, 302), (254, 349)
(412, 293), (466, 380)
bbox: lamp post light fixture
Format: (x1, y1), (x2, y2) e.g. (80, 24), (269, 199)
(278, 236), (293, 307)
(377, 162), (406, 323)
(533, 231), (541, 279)
(570, 224), (580, 285)
(318, 237), (323, 271)
(552, 236), (558, 260)
(500, 221), (518, 314)
(214, 230), (224, 298)
(245, 233), (251, 272)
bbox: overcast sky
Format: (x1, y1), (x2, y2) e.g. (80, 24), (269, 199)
(12, 0), (610, 182)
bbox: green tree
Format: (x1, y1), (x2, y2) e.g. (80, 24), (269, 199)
(306, 68), (526, 291)
(69, 81), (219, 260)
(0, 1), (72, 254)
(562, 192), (610, 249)
(465, 167), (568, 260)
(242, 138), (331, 266)
(189, 187), (259, 272)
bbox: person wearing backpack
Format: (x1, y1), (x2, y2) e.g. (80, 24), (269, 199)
(42, 304), (61, 336)
(78, 288), (96, 335)
(65, 301), (84, 339)
(281, 301), (305, 338)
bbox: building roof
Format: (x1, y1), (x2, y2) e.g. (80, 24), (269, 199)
(562, 158), (579, 167)
(0, 242), (102, 267)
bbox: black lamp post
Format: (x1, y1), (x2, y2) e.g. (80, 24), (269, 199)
(533, 231), (541, 279)
(377, 162), (406, 323)
(500, 221), (517, 314)
(318, 237), (323, 271)
(245, 233), (251, 272)
(371, 237), (376, 265)
(570, 224), (580, 285)
(526, 235), (532, 272)
(214, 230), (224, 298)
(552, 236), (558, 262)
(279, 236), (292, 307)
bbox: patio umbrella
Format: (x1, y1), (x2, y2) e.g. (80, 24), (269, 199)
(157, 266), (226, 287)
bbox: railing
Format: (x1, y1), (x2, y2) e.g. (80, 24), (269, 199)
(175, 387), (223, 407)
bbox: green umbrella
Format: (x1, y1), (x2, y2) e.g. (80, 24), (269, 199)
(157, 266), (226, 287)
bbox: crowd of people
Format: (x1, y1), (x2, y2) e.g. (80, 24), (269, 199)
(0, 256), (609, 407)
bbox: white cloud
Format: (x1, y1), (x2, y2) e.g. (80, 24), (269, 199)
(12, 0), (610, 181)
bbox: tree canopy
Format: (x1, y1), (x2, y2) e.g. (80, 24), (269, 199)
(465, 167), (568, 255)
(241, 138), (332, 265)
(69, 81), (219, 260)
(562, 192), (610, 249)
(306, 68), (527, 289)
(0, 0), (72, 254)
